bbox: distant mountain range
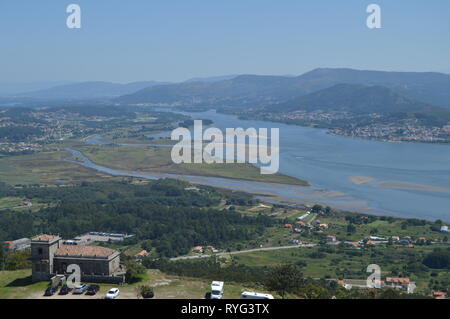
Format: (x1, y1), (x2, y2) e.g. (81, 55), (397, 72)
(15, 81), (170, 100)
(116, 68), (450, 109)
(296, 68), (450, 109)
(3, 68), (450, 111)
(116, 74), (308, 106)
(2, 76), (237, 100)
(184, 75), (239, 83)
(0, 81), (75, 96)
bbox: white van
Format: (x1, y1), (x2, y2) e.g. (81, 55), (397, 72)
(210, 281), (224, 299)
(240, 291), (274, 299)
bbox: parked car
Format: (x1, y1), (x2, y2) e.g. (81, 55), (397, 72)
(73, 284), (88, 294)
(105, 288), (120, 299)
(44, 287), (57, 296)
(59, 284), (72, 295)
(86, 285), (100, 296)
(240, 291), (274, 299)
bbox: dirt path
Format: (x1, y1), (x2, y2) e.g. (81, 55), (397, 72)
(170, 244), (316, 261)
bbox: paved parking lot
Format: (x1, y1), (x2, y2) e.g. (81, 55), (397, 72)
(32, 290), (135, 299)
(73, 233), (133, 245)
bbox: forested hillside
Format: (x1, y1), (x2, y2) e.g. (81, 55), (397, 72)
(0, 180), (274, 257)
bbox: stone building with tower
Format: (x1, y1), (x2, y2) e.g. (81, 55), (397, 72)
(30, 234), (124, 283)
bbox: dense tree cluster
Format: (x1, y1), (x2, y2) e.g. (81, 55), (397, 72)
(0, 126), (43, 142)
(0, 179), (274, 257)
(0, 247), (30, 271)
(178, 119), (213, 128)
(423, 248), (450, 269)
(345, 214), (378, 225)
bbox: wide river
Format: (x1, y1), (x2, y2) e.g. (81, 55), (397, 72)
(73, 109), (450, 222)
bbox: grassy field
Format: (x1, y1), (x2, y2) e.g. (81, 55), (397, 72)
(231, 245), (450, 292)
(102, 135), (176, 145)
(215, 201), (449, 250)
(0, 270), (48, 299)
(0, 197), (47, 212)
(313, 215), (449, 242)
(0, 197), (25, 210)
(0, 136), (308, 187)
(188, 202), (450, 292)
(0, 269), (273, 299)
(77, 144), (309, 186)
(0, 150), (121, 186)
(228, 202), (450, 291)
(245, 202), (450, 244)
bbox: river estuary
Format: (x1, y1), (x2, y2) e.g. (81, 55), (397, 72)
(68, 109), (450, 222)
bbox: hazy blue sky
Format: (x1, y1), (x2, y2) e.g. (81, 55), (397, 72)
(1, 0), (449, 83)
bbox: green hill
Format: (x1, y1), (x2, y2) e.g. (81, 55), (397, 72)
(272, 84), (428, 114)
(268, 84), (450, 126)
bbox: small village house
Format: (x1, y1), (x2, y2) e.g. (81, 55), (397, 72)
(192, 246), (203, 254)
(344, 241), (360, 248)
(326, 235), (337, 242)
(135, 250), (148, 263)
(3, 238), (31, 251)
(429, 291), (447, 300)
(385, 277), (411, 290)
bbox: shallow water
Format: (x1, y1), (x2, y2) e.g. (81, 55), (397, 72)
(73, 109), (450, 222)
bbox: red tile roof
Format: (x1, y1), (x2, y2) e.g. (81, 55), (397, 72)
(3, 241), (13, 248)
(344, 241), (359, 246)
(55, 245), (116, 258)
(33, 234), (58, 242)
(136, 250), (148, 257)
(430, 291), (447, 299)
(386, 277), (410, 285)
